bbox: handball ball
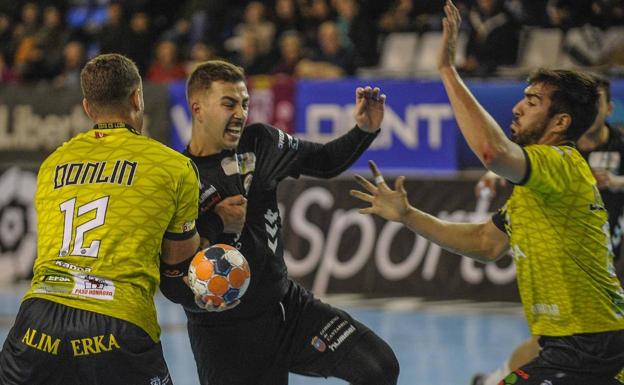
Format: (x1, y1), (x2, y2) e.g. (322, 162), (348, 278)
(188, 244), (251, 307)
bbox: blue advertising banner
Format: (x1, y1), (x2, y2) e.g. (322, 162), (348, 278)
(169, 81), (191, 152)
(170, 78), (624, 169)
(294, 79), (458, 172)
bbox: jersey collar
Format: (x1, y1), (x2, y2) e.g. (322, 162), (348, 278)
(92, 122), (139, 135)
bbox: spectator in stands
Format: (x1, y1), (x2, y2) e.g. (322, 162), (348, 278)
(273, 0), (301, 40)
(17, 2), (39, 37)
(230, 30), (270, 75)
(226, 2), (275, 56)
(298, 20), (353, 77)
(300, 0), (334, 47)
(147, 40), (186, 83)
(461, 0), (520, 76)
(185, 41), (219, 74)
(125, 12), (153, 75)
(97, 3), (127, 55)
(336, 0), (381, 68)
(0, 52), (16, 83)
(161, 18), (192, 57)
(271, 30), (305, 75)
(53, 40), (86, 87)
(378, 0), (419, 33)
(0, 13), (14, 64)
(37, 5), (68, 80)
(13, 2), (41, 77)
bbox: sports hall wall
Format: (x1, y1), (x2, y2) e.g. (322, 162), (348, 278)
(2, 78), (624, 301)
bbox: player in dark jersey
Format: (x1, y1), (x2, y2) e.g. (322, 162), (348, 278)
(159, 60), (399, 385)
(0, 54), (200, 385)
(471, 74), (624, 385)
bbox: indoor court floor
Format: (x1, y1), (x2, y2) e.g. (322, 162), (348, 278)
(0, 283), (529, 385)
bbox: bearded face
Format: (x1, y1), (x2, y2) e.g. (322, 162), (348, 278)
(510, 83), (555, 146)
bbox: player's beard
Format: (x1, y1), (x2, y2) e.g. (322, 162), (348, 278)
(510, 120), (547, 146)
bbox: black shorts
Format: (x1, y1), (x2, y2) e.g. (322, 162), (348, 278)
(505, 331), (624, 385)
(0, 298), (172, 385)
(187, 279), (372, 385)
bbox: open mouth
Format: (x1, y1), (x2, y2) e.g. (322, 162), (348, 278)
(224, 125), (242, 139)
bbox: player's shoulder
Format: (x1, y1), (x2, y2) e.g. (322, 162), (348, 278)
(243, 122), (277, 138)
(525, 143), (579, 159)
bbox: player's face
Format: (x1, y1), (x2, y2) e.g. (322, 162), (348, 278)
(199, 80), (249, 151)
(510, 83), (554, 146)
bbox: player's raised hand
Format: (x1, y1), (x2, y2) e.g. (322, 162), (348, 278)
(215, 195), (247, 234)
(350, 160), (411, 223)
(438, 0), (461, 71)
(353, 86), (386, 133)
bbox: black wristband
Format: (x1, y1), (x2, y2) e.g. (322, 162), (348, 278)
(196, 210), (224, 244)
(160, 255), (193, 278)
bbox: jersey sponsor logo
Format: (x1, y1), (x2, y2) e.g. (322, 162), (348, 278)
(238, 152), (256, 174)
(243, 174), (253, 194)
(277, 130), (298, 150)
(71, 274), (115, 300)
(317, 316), (356, 352)
(220, 153), (256, 176)
(501, 369), (530, 384)
(21, 327), (61, 355)
(182, 220), (195, 233)
(54, 160), (138, 189)
(310, 336), (327, 352)
(54, 259), (91, 272)
(265, 209), (279, 253)
(44, 275), (72, 283)
(70, 333), (120, 357)
(199, 184), (217, 204)
(531, 303), (560, 316)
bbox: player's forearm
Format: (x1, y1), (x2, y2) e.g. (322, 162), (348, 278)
(299, 125), (378, 178)
(159, 258), (196, 307)
(401, 206), (501, 263)
(439, 67), (512, 167)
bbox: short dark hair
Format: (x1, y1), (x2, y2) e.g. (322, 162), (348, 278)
(186, 60), (246, 102)
(527, 69), (599, 142)
(80, 53), (141, 115)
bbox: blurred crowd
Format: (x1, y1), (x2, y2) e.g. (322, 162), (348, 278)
(0, 0), (623, 86)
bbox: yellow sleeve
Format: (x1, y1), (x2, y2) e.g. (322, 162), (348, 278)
(165, 158), (199, 239)
(522, 144), (576, 195)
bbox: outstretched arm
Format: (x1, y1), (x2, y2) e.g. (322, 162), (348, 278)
(438, 0), (526, 183)
(297, 86), (386, 178)
(351, 161), (509, 263)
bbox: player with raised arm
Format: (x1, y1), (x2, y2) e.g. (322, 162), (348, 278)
(0, 53), (200, 385)
(472, 74), (624, 385)
(351, 1), (624, 383)
(159, 60), (399, 385)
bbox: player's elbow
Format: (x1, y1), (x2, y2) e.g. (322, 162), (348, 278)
(478, 144), (507, 171)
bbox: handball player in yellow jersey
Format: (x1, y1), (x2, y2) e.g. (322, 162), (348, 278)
(351, 1), (624, 383)
(0, 53), (200, 385)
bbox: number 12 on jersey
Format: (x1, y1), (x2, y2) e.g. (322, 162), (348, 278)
(59, 196), (109, 258)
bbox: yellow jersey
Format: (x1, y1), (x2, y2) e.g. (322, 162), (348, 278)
(24, 123), (198, 342)
(498, 144), (624, 336)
